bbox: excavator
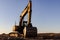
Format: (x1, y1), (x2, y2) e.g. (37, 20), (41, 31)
(9, 0), (37, 38)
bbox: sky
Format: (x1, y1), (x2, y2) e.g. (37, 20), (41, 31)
(0, 0), (60, 34)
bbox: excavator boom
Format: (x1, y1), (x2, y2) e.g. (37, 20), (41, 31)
(20, 0), (32, 27)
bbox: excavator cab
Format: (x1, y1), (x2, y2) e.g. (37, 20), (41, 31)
(23, 21), (27, 27)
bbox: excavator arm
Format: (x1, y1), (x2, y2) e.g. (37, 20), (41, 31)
(19, 0), (32, 27)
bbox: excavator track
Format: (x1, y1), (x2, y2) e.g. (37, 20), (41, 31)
(23, 27), (37, 38)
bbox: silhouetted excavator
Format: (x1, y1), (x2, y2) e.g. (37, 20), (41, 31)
(9, 0), (37, 38)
